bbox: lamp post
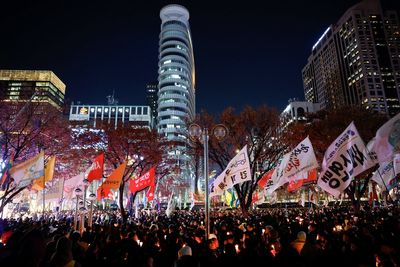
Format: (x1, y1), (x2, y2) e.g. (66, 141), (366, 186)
(87, 193), (96, 228)
(188, 123), (228, 240)
(79, 206), (88, 235)
(74, 187), (83, 231)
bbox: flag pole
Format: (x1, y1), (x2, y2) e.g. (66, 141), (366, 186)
(43, 168), (45, 217)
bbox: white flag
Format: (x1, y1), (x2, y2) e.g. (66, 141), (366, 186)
(63, 173), (84, 199)
(10, 151), (45, 188)
(371, 113), (400, 163)
(393, 154), (400, 176)
(284, 136), (319, 181)
(317, 122), (375, 198)
(265, 153), (290, 195)
(371, 161), (395, 189)
(210, 145), (251, 197)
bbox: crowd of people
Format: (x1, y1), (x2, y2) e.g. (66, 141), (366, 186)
(0, 205), (399, 267)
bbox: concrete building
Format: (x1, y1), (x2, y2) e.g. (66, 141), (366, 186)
(302, 0), (400, 117)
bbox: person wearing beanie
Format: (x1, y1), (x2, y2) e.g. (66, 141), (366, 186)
(291, 231), (307, 255)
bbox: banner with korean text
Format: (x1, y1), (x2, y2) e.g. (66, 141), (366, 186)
(317, 122), (375, 198)
(210, 145), (251, 197)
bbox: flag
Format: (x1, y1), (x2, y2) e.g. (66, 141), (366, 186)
(87, 153), (104, 182)
(166, 193), (175, 217)
(102, 161), (127, 190)
(393, 154), (400, 176)
(0, 160), (12, 191)
(225, 189), (232, 206)
(309, 189), (318, 206)
(371, 112), (400, 163)
(265, 137), (318, 195)
(287, 169), (317, 192)
(258, 169), (273, 188)
(284, 136), (319, 181)
(303, 168), (317, 183)
(299, 191), (306, 207)
(146, 184), (155, 202)
(32, 156), (56, 191)
(10, 151), (45, 188)
(97, 184), (110, 200)
(288, 179), (303, 192)
(265, 152), (291, 195)
(210, 145), (251, 197)
(317, 122), (375, 198)
(45, 178), (64, 201)
(371, 161), (395, 189)
(129, 167), (156, 193)
(64, 173), (84, 199)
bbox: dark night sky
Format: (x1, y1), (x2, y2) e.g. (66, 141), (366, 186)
(1, 0), (399, 114)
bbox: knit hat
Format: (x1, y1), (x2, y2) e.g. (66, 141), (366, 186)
(178, 245), (192, 258)
(296, 231), (306, 242)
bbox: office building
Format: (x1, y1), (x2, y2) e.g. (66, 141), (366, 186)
(146, 82), (158, 128)
(157, 4), (196, 149)
(0, 70), (66, 111)
(69, 104), (152, 128)
(302, 0), (400, 117)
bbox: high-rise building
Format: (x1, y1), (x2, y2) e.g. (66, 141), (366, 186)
(146, 82), (158, 128)
(157, 4), (196, 149)
(0, 70), (66, 111)
(302, 0), (400, 117)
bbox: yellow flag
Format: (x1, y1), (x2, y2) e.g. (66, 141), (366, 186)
(102, 161), (127, 190)
(225, 190), (232, 206)
(32, 156), (56, 191)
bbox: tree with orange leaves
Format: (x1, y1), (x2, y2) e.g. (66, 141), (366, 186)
(195, 106), (286, 215)
(99, 123), (169, 222)
(286, 105), (387, 212)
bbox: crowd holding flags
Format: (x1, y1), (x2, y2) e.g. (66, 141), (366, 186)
(2, 112), (400, 214)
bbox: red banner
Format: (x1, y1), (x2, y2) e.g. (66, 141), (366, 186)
(87, 153), (104, 182)
(146, 184), (155, 201)
(258, 169), (274, 188)
(129, 167), (155, 193)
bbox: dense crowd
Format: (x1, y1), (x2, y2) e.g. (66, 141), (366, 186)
(0, 205), (399, 267)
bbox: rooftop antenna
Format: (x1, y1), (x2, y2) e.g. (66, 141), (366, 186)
(106, 90), (119, 105)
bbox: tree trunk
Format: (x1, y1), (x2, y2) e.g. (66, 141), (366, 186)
(119, 181), (127, 223)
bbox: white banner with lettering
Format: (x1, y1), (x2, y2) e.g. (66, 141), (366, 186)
(210, 145), (251, 197)
(317, 122), (375, 198)
(285, 136), (319, 181)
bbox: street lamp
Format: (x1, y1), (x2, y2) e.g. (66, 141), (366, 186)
(74, 187), (83, 231)
(188, 123), (228, 240)
(87, 193), (96, 228)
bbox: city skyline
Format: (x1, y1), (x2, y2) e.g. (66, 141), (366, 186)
(1, 0), (399, 114)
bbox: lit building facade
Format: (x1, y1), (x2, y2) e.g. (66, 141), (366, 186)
(0, 70), (65, 111)
(69, 104), (152, 128)
(157, 4), (196, 150)
(302, 0), (400, 117)
(146, 82), (158, 129)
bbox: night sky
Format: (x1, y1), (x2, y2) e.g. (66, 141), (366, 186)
(1, 0), (399, 114)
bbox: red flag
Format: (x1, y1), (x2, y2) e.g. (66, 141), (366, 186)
(87, 153), (104, 182)
(251, 191), (259, 204)
(258, 169), (274, 188)
(146, 185), (155, 201)
(129, 167), (156, 193)
(97, 184), (110, 201)
(287, 179), (303, 192)
(303, 169), (317, 183)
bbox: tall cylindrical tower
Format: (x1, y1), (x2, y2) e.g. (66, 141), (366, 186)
(157, 4), (195, 149)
